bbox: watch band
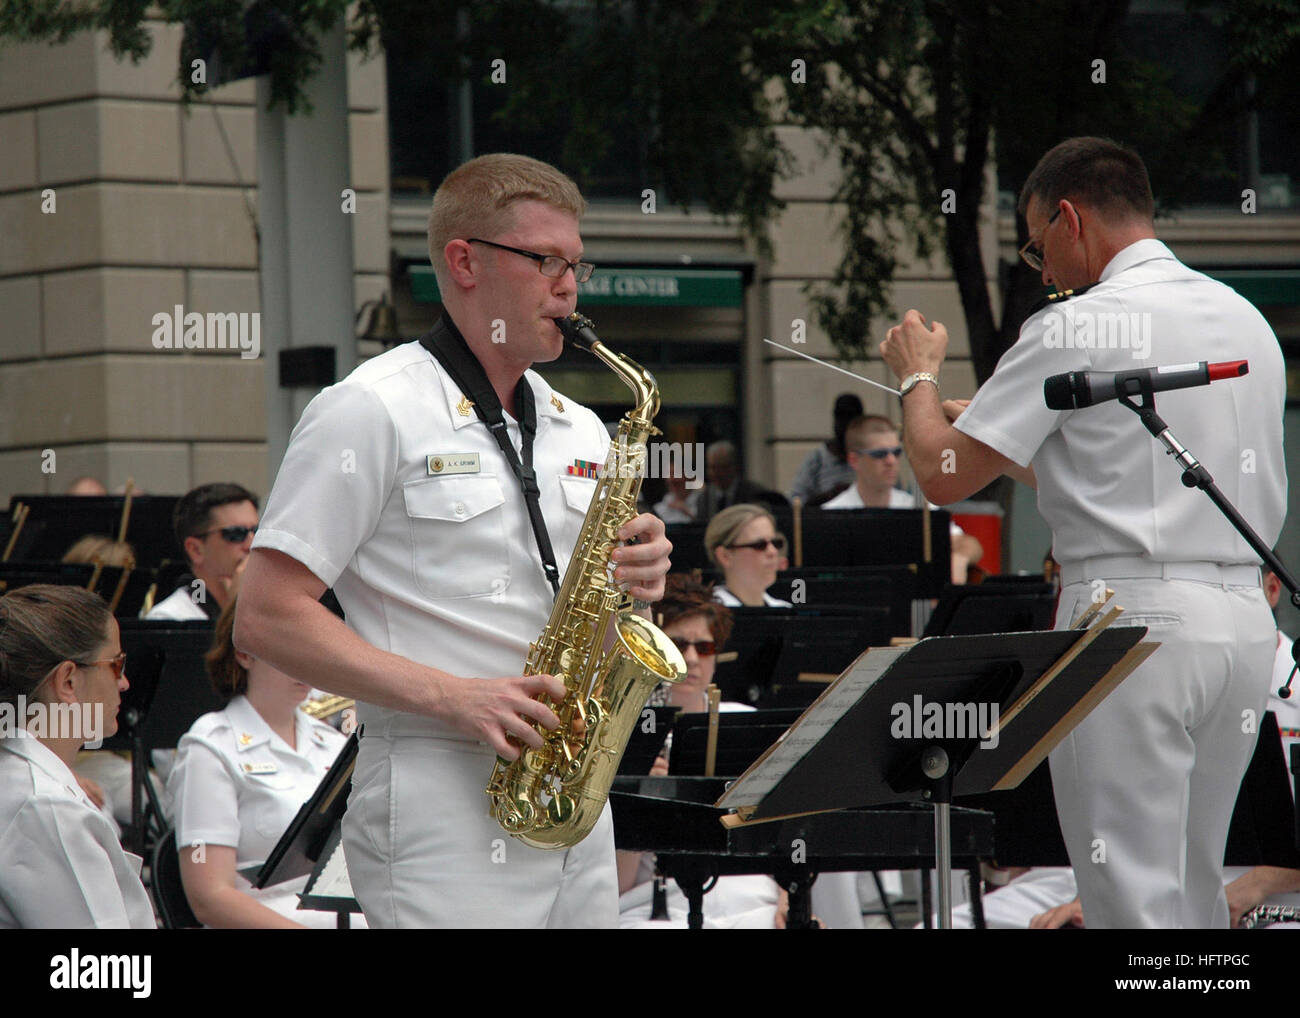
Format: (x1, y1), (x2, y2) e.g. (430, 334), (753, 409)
(899, 372), (940, 398)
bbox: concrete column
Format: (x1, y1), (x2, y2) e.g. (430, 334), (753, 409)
(257, 19), (358, 483)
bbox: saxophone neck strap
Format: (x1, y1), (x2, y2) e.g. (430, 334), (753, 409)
(418, 313), (561, 596)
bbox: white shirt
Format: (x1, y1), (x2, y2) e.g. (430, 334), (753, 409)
(0, 730), (155, 928)
(712, 586), (791, 608)
(823, 485), (965, 538)
(955, 239), (1286, 565)
(252, 340), (610, 741)
(169, 695), (347, 869)
(168, 695), (349, 927)
(144, 585), (209, 621)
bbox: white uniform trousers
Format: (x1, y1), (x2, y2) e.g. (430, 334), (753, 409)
(1049, 571), (1274, 929)
(342, 733), (618, 928)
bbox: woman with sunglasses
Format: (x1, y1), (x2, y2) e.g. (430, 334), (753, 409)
(166, 595), (354, 928)
(618, 575), (786, 928)
(703, 504), (792, 608)
(0, 584), (154, 928)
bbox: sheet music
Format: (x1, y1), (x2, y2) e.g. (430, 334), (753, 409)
(305, 838), (354, 900)
(716, 644), (907, 809)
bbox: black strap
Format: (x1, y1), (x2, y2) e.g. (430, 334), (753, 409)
(418, 314), (561, 596)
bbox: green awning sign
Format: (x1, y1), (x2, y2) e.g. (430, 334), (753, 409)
(409, 265), (743, 307)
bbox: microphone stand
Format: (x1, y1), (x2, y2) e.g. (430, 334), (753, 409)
(1116, 381), (1300, 697)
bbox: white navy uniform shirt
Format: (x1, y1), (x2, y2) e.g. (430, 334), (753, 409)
(823, 485), (965, 537)
(712, 586), (791, 608)
(955, 239), (1286, 564)
(0, 729), (154, 928)
(252, 339), (610, 740)
(169, 695), (347, 870)
(144, 585), (209, 621)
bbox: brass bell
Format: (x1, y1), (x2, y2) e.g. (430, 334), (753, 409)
(355, 293), (402, 347)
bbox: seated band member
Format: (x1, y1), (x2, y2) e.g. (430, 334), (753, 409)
(824, 414), (983, 582)
(147, 482), (259, 622)
(167, 597), (351, 929)
(705, 504), (792, 608)
(618, 575), (784, 928)
(0, 585), (154, 929)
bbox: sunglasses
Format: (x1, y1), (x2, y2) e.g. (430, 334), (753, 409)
(857, 446), (903, 460)
(77, 651), (127, 680)
(726, 535), (787, 553)
(197, 525), (258, 543)
(671, 638), (717, 656)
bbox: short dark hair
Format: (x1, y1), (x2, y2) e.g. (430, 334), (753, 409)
(173, 483), (259, 556)
(1018, 137), (1154, 223)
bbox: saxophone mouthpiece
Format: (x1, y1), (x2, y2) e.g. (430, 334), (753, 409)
(554, 312), (600, 351)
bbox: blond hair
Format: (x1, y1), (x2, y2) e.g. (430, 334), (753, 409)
(62, 535), (136, 569)
(844, 414), (898, 453)
(427, 154), (586, 283)
(704, 504), (776, 566)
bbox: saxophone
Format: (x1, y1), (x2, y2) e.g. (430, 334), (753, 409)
(485, 312), (686, 849)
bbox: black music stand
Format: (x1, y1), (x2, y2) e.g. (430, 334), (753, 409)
(922, 580), (1057, 637)
(716, 603), (1159, 928)
(617, 706), (677, 775)
(248, 732), (359, 928)
(669, 709), (802, 777)
(714, 606), (892, 708)
(298, 827), (362, 927)
(5, 494), (181, 567)
(103, 620), (222, 855)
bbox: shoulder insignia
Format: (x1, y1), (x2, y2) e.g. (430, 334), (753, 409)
(1028, 282), (1099, 317)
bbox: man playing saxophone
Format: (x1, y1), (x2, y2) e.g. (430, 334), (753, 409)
(234, 154), (672, 928)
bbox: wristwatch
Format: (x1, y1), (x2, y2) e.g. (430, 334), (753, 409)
(899, 372), (940, 398)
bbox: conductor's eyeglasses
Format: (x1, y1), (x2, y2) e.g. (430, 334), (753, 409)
(468, 238), (595, 283)
(1018, 207), (1062, 271)
(726, 536), (786, 553)
(198, 525), (258, 543)
(671, 638), (717, 656)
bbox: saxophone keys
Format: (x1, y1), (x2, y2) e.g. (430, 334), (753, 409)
(547, 793), (576, 825)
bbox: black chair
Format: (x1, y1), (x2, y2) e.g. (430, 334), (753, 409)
(150, 827), (200, 929)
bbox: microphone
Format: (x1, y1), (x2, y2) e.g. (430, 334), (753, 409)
(1043, 360), (1248, 410)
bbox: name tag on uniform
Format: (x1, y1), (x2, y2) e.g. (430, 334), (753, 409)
(242, 762), (279, 775)
(427, 453), (481, 475)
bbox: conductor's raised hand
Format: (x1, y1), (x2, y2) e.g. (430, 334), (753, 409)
(445, 673), (568, 760)
(942, 399), (971, 423)
(613, 512), (672, 603)
(880, 309), (948, 380)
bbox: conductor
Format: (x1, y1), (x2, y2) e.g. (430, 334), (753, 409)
(878, 137), (1286, 928)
